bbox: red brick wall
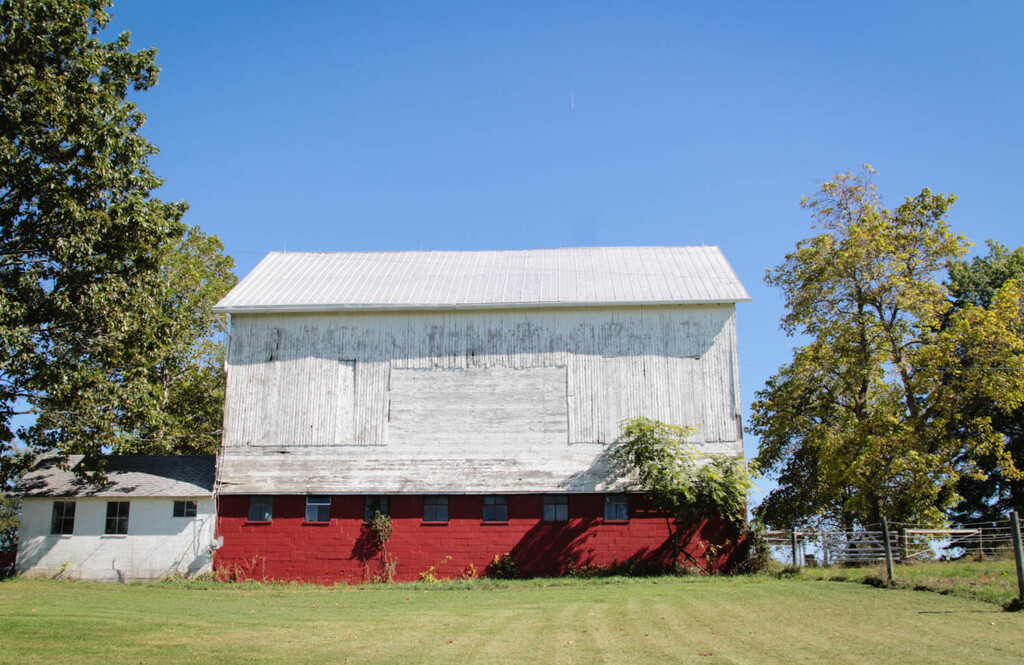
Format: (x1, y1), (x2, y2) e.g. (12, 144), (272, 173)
(0, 550), (15, 574)
(214, 494), (741, 584)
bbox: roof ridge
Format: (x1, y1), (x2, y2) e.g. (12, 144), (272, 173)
(263, 245), (722, 256)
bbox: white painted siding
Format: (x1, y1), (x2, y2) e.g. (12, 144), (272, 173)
(218, 304), (743, 494)
(235, 354), (355, 447)
(16, 497), (216, 582)
(389, 367), (569, 449)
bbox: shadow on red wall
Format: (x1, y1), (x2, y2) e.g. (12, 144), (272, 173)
(213, 494), (746, 584)
(0, 550), (16, 578)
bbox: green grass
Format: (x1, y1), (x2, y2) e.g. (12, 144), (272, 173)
(799, 556), (1021, 607)
(1, 575), (1022, 665)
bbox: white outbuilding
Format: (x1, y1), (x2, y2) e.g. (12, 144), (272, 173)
(15, 455), (216, 582)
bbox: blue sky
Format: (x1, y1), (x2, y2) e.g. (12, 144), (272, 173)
(108, 1), (1024, 506)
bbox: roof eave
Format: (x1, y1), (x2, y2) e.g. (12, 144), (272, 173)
(17, 489), (215, 499)
(213, 297), (753, 314)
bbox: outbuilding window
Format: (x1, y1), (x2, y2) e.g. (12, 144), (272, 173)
(105, 501), (130, 535)
(173, 500), (197, 518)
(364, 496), (390, 523)
(50, 501), (75, 535)
(305, 495), (331, 523)
(248, 495), (273, 522)
(543, 495), (569, 522)
(482, 495), (508, 522)
(604, 494), (629, 521)
(423, 496), (448, 523)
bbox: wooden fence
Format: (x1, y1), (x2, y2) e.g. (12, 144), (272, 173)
(764, 511), (1024, 602)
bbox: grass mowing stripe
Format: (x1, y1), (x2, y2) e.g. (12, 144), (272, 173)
(1, 577), (1022, 665)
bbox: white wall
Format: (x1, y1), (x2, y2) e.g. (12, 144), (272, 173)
(16, 496), (215, 582)
(219, 304), (744, 494)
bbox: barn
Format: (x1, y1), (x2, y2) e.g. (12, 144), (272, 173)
(14, 455), (216, 582)
(212, 246), (750, 583)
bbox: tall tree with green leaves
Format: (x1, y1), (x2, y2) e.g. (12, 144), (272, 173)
(0, 0), (236, 481)
(0, 493), (18, 553)
(946, 242), (1024, 523)
(751, 168), (1024, 529)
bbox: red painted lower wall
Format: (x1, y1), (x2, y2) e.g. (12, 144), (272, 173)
(214, 494), (742, 584)
(0, 550), (15, 574)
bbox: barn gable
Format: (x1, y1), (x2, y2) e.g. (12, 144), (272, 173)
(214, 247), (749, 496)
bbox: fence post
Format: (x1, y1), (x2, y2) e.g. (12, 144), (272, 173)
(898, 527), (907, 563)
(791, 526), (799, 568)
(1011, 511), (1024, 602)
(880, 517), (894, 584)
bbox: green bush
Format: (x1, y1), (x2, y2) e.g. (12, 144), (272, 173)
(489, 553), (519, 579)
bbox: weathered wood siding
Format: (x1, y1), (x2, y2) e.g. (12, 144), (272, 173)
(389, 366), (569, 449)
(218, 305), (743, 494)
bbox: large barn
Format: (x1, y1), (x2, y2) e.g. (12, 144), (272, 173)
(212, 246), (751, 582)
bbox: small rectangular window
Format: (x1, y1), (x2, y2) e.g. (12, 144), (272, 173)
(543, 495), (569, 522)
(105, 501), (130, 535)
(482, 495), (508, 522)
(50, 501), (76, 535)
(305, 495), (331, 522)
(248, 495), (273, 522)
(423, 496), (448, 523)
(173, 500), (198, 518)
(364, 496), (390, 523)
(604, 494), (629, 521)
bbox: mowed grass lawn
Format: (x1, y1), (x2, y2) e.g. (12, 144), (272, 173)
(1, 576), (1021, 665)
(804, 558), (1021, 607)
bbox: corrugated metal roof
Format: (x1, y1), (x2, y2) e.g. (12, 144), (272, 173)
(214, 246), (751, 313)
(14, 455), (215, 498)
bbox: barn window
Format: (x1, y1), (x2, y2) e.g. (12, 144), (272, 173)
(423, 496), (448, 523)
(305, 495), (331, 523)
(248, 495), (273, 522)
(50, 501), (76, 535)
(364, 496), (390, 523)
(105, 501), (130, 535)
(604, 494), (629, 521)
(543, 495), (569, 522)
(482, 496), (508, 523)
(173, 500), (197, 518)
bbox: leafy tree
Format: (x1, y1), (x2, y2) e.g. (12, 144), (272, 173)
(614, 417), (754, 571)
(0, 493), (18, 552)
(946, 242), (1024, 523)
(751, 168), (1024, 529)
(0, 0), (235, 473)
(948, 242), (1024, 309)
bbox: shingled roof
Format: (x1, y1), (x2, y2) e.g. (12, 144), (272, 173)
(15, 455), (215, 498)
(214, 246), (751, 313)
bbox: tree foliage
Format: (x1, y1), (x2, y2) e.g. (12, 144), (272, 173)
(751, 168), (1024, 529)
(614, 417), (754, 569)
(0, 0), (236, 477)
(946, 242), (1024, 523)
(368, 510), (395, 582)
(0, 493), (18, 552)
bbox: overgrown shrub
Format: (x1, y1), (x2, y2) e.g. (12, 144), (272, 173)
(734, 519), (772, 574)
(614, 417), (756, 571)
(488, 553), (519, 579)
(368, 511), (395, 582)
